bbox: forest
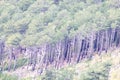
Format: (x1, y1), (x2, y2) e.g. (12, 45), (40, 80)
(0, 0), (120, 46)
(0, 0), (120, 80)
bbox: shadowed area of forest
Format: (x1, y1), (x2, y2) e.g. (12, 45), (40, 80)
(0, 27), (120, 72)
(1, 48), (120, 80)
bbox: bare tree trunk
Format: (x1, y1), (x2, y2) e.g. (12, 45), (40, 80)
(1, 27), (120, 73)
(76, 35), (82, 63)
(0, 40), (4, 71)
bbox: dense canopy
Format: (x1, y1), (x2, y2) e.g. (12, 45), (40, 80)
(0, 0), (120, 46)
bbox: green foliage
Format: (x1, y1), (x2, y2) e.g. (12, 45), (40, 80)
(42, 69), (56, 80)
(18, 0), (36, 11)
(0, 73), (18, 80)
(15, 58), (28, 69)
(40, 55), (112, 80)
(78, 63), (111, 80)
(42, 68), (75, 80)
(3, 58), (27, 70)
(0, 0), (120, 46)
(6, 33), (23, 46)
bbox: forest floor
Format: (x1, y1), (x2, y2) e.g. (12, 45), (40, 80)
(1, 48), (120, 80)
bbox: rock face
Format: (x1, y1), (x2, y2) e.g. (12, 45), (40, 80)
(0, 27), (120, 71)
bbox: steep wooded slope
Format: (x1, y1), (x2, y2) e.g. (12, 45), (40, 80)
(0, 0), (120, 77)
(0, 27), (120, 73)
(1, 48), (120, 80)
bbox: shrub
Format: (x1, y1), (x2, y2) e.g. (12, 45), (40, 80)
(0, 73), (18, 80)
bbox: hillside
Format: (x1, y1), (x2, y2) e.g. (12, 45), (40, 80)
(0, 0), (120, 80)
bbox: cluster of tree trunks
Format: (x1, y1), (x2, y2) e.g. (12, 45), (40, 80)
(0, 27), (120, 73)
